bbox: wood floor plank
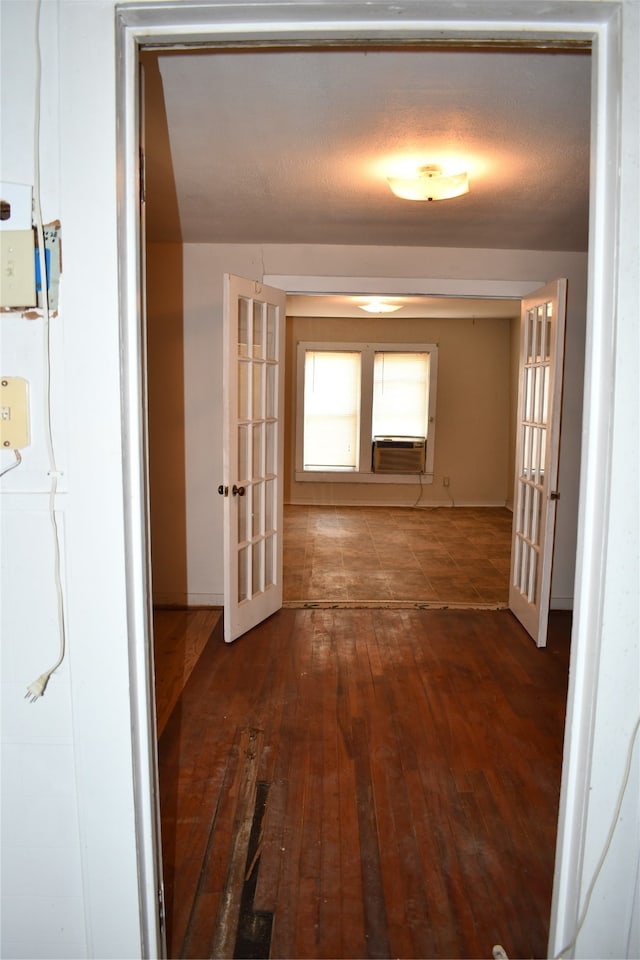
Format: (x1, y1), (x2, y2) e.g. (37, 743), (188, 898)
(157, 606), (571, 959)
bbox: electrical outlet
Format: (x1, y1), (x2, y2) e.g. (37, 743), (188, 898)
(0, 377), (30, 449)
(443, 476), (450, 487)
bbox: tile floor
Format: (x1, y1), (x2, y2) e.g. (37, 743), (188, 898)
(283, 504), (512, 606)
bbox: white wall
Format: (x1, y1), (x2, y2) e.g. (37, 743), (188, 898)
(1, 2), (143, 957)
(174, 241), (587, 606)
(0, 2), (637, 959)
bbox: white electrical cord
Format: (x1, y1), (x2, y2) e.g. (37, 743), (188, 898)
(555, 714), (640, 958)
(25, 0), (67, 702)
(0, 449), (22, 478)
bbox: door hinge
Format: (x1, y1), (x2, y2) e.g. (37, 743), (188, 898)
(550, 490), (560, 501)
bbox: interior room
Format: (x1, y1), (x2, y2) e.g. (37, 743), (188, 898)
(143, 41), (590, 957)
(143, 44), (590, 615)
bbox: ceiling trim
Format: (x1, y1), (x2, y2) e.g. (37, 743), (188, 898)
(264, 275), (543, 298)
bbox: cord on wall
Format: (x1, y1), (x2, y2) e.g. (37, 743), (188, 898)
(0, 449), (22, 478)
(554, 714), (640, 958)
(25, 0), (67, 702)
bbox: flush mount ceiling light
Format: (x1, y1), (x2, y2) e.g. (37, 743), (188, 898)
(387, 164), (469, 201)
(359, 299), (403, 314)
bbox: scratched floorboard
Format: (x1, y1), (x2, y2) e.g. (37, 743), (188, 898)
(156, 607), (571, 959)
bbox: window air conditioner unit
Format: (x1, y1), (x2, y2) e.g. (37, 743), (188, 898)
(372, 436), (426, 474)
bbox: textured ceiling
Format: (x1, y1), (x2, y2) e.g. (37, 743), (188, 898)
(143, 45), (591, 252)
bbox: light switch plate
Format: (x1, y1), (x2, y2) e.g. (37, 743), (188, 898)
(0, 377), (30, 449)
(0, 230), (36, 307)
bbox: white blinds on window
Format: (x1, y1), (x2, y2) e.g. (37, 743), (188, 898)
(372, 352), (430, 438)
(303, 351), (361, 468)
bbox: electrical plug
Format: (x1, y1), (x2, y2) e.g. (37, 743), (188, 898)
(25, 672), (52, 702)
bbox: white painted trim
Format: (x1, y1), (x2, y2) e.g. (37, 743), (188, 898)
(550, 598), (575, 611)
(115, 3), (623, 957)
(265, 274), (542, 299)
(116, 15), (164, 960)
(548, 10), (622, 956)
(153, 592), (224, 607)
(287, 497), (507, 508)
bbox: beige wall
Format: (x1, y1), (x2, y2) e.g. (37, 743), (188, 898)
(285, 313), (514, 506)
(507, 315), (521, 510)
(146, 243), (188, 604)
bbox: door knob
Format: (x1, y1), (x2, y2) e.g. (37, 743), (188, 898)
(217, 484), (228, 496)
(232, 484), (246, 497)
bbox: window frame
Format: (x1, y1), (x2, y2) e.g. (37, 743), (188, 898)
(295, 340), (438, 483)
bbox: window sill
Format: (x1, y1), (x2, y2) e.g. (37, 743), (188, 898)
(295, 471), (434, 485)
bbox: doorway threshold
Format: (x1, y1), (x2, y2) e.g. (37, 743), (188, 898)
(283, 600), (509, 610)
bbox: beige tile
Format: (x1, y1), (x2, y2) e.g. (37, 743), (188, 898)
(302, 569), (349, 600)
(381, 570), (439, 600)
(346, 571), (394, 601)
(283, 504), (512, 604)
(418, 557), (460, 576)
(374, 546), (422, 570)
(429, 576), (483, 603)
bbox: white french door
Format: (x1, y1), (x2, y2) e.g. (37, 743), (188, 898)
(509, 279), (567, 647)
(221, 274), (287, 642)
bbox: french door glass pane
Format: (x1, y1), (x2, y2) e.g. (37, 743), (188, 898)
(238, 546), (249, 602)
(265, 478), (274, 531)
(252, 423), (264, 480)
(238, 424), (248, 481)
(237, 491), (248, 543)
(265, 421), (276, 476)
(252, 362), (264, 419)
(253, 302), (264, 359)
(238, 299), (249, 357)
(252, 481), (263, 538)
(265, 534), (275, 587)
(265, 364), (276, 418)
(266, 305), (277, 360)
(238, 361), (249, 420)
(252, 541), (264, 597)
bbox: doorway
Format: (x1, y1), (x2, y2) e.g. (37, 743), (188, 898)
(116, 3), (615, 956)
(279, 289), (523, 608)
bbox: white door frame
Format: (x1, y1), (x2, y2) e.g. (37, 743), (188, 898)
(115, 3), (623, 957)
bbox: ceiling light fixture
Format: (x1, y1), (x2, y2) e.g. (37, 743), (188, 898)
(359, 300), (403, 314)
(387, 164), (469, 201)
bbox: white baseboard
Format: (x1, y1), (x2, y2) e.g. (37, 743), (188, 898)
(153, 592), (223, 607)
(286, 498), (509, 509)
(550, 598), (574, 611)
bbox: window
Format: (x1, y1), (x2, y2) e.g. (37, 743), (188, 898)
(303, 351), (361, 469)
(296, 342), (438, 483)
(372, 351), (430, 439)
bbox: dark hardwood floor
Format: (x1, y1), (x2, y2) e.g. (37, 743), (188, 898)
(156, 606), (571, 959)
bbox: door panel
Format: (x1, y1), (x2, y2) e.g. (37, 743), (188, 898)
(222, 275), (286, 642)
(509, 279), (567, 647)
